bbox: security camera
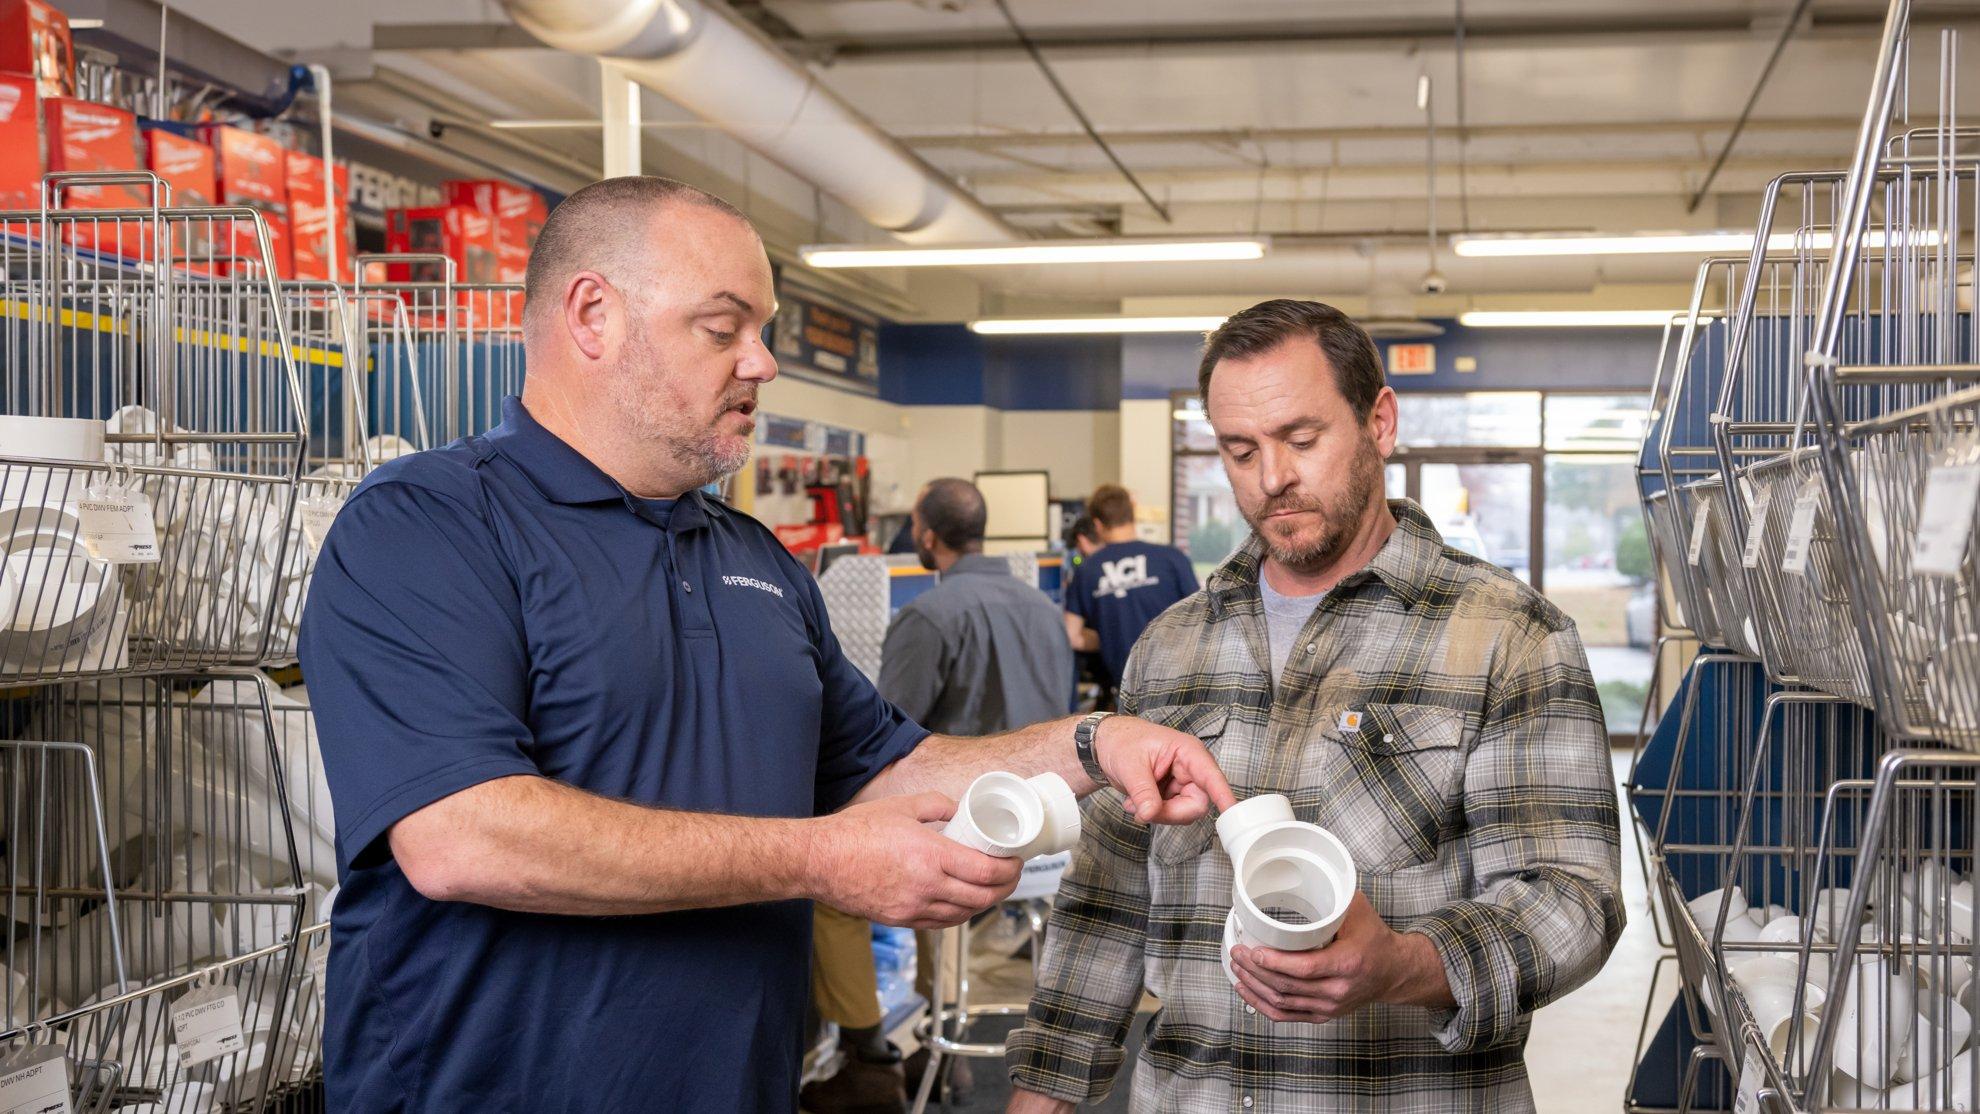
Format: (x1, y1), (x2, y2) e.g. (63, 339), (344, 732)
(1419, 269), (1449, 296)
(428, 119), (447, 140)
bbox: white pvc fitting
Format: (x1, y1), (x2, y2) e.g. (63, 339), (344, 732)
(943, 771), (1081, 860)
(1215, 793), (1358, 986)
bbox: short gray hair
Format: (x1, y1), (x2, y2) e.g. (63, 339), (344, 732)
(523, 175), (751, 330)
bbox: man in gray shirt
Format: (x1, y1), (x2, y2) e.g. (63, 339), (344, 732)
(1259, 574), (1326, 686)
(879, 478), (1074, 735)
(877, 477), (1074, 1101)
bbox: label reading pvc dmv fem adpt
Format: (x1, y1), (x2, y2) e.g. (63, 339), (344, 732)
(0, 1045), (70, 1114)
(1732, 1047), (1765, 1114)
(1912, 461), (1980, 578)
(299, 495), (343, 556)
(75, 487), (158, 564)
(171, 984), (246, 1068)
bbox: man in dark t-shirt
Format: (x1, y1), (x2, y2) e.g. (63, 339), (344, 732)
(1063, 484), (1199, 692)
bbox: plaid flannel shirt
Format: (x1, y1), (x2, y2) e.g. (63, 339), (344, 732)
(1007, 500), (1624, 1113)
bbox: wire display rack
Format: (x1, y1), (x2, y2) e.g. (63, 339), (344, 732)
(1635, 5), (1980, 1110)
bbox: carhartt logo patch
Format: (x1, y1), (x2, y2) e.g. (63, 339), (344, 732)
(1337, 710), (1364, 731)
(721, 574), (785, 598)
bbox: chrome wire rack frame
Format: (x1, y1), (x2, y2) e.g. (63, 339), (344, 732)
(1799, 22), (1980, 745)
(355, 255), (524, 449)
(0, 173), (310, 681)
(0, 921), (326, 1112)
(4, 672), (314, 1032)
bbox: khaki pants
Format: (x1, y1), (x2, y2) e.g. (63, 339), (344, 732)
(811, 904), (883, 1030)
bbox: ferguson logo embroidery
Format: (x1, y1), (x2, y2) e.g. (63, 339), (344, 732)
(1092, 554), (1159, 600)
(722, 574), (785, 598)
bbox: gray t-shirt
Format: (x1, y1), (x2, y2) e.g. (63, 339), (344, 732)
(1259, 572), (1326, 683)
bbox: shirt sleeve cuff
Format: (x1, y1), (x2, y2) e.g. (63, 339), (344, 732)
(342, 752), (541, 870)
(1004, 1026), (1127, 1105)
(1404, 900), (1527, 1054)
(813, 719), (931, 815)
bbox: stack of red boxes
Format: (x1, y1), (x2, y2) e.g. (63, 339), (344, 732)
(444, 179), (545, 283)
(44, 96), (148, 256)
(0, 0), (74, 224)
(285, 149), (351, 282)
(199, 123), (291, 278)
(143, 127), (217, 270)
(384, 180), (543, 326)
(0, 73), (41, 212)
(0, 0), (72, 98)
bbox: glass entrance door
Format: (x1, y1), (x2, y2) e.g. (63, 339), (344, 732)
(1389, 451), (1542, 588)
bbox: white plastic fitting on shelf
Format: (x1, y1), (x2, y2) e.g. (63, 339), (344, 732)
(943, 771), (1081, 860)
(1215, 793), (1358, 986)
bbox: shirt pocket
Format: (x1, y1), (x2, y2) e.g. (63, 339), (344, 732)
(1324, 703), (1467, 874)
(1133, 702), (1231, 867)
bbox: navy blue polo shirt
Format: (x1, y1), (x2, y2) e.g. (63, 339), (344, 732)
(298, 397), (927, 1112)
(1065, 540), (1200, 687)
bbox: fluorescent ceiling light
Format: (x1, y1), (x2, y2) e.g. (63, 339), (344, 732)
(1452, 230), (1943, 257)
(970, 316), (1228, 336)
(1459, 310), (1684, 328)
(802, 239), (1267, 269)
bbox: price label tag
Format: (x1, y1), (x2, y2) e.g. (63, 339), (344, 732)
(171, 984), (245, 1068)
(1781, 479), (1822, 576)
(1740, 490), (1773, 569)
(1732, 1045), (1765, 1114)
(1687, 501), (1712, 566)
(1912, 461), (1980, 578)
(299, 496), (343, 556)
(0, 1045), (70, 1114)
(75, 486), (158, 564)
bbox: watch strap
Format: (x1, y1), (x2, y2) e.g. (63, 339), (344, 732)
(1075, 710), (1114, 787)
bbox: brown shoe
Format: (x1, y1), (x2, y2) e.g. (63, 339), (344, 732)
(903, 1050), (973, 1103)
(800, 1056), (908, 1114)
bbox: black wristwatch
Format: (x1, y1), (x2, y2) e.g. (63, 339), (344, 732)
(1075, 710), (1115, 787)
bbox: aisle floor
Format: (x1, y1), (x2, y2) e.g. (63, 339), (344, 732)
(903, 750), (1668, 1114)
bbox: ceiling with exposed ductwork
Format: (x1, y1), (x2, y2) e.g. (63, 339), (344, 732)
(162, 0), (1980, 322)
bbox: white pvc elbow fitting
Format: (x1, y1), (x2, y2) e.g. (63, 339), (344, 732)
(1215, 793), (1358, 987)
(943, 771), (1081, 860)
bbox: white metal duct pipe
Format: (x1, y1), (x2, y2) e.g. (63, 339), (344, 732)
(501, 0), (1014, 244)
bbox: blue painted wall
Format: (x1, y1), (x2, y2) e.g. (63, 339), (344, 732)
(882, 318), (1665, 413)
(879, 325), (1120, 411)
(1123, 319), (1664, 399)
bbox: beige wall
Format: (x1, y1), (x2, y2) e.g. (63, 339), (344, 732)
(1118, 398), (1175, 543)
(751, 376), (1127, 525)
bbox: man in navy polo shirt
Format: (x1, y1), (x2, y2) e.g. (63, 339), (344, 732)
(1064, 484), (1201, 700)
(298, 176), (1235, 1113)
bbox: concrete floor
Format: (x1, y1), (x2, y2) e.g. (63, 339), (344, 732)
(1524, 748), (1676, 1113)
(904, 749), (1673, 1114)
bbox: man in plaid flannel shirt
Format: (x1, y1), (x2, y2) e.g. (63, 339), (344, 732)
(1006, 300), (1625, 1113)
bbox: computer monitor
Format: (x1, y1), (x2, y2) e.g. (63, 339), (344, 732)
(816, 543), (862, 575)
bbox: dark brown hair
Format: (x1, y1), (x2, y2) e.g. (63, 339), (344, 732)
(1087, 484), (1134, 529)
(1197, 299), (1385, 420)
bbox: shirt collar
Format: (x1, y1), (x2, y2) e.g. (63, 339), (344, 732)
(1206, 498), (1442, 612)
(945, 553), (1010, 578)
(485, 396), (727, 529)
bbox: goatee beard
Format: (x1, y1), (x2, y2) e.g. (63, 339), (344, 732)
(1244, 438), (1381, 574)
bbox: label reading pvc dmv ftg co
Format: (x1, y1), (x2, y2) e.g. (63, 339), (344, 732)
(1912, 461), (1980, 578)
(299, 495), (344, 556)
(75, 487), (158, 564)
(1740, 490), (1773, 569)
(0, 1045), (70, 1114)
(171, 984), (246, 1068)
(1781, 478), (1823, 576)
(1686, 502), (1711, 566)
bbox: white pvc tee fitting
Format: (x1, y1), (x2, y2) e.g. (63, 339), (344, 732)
(1215, 793), (1358, 986)
(943, 771), (1081, 861)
